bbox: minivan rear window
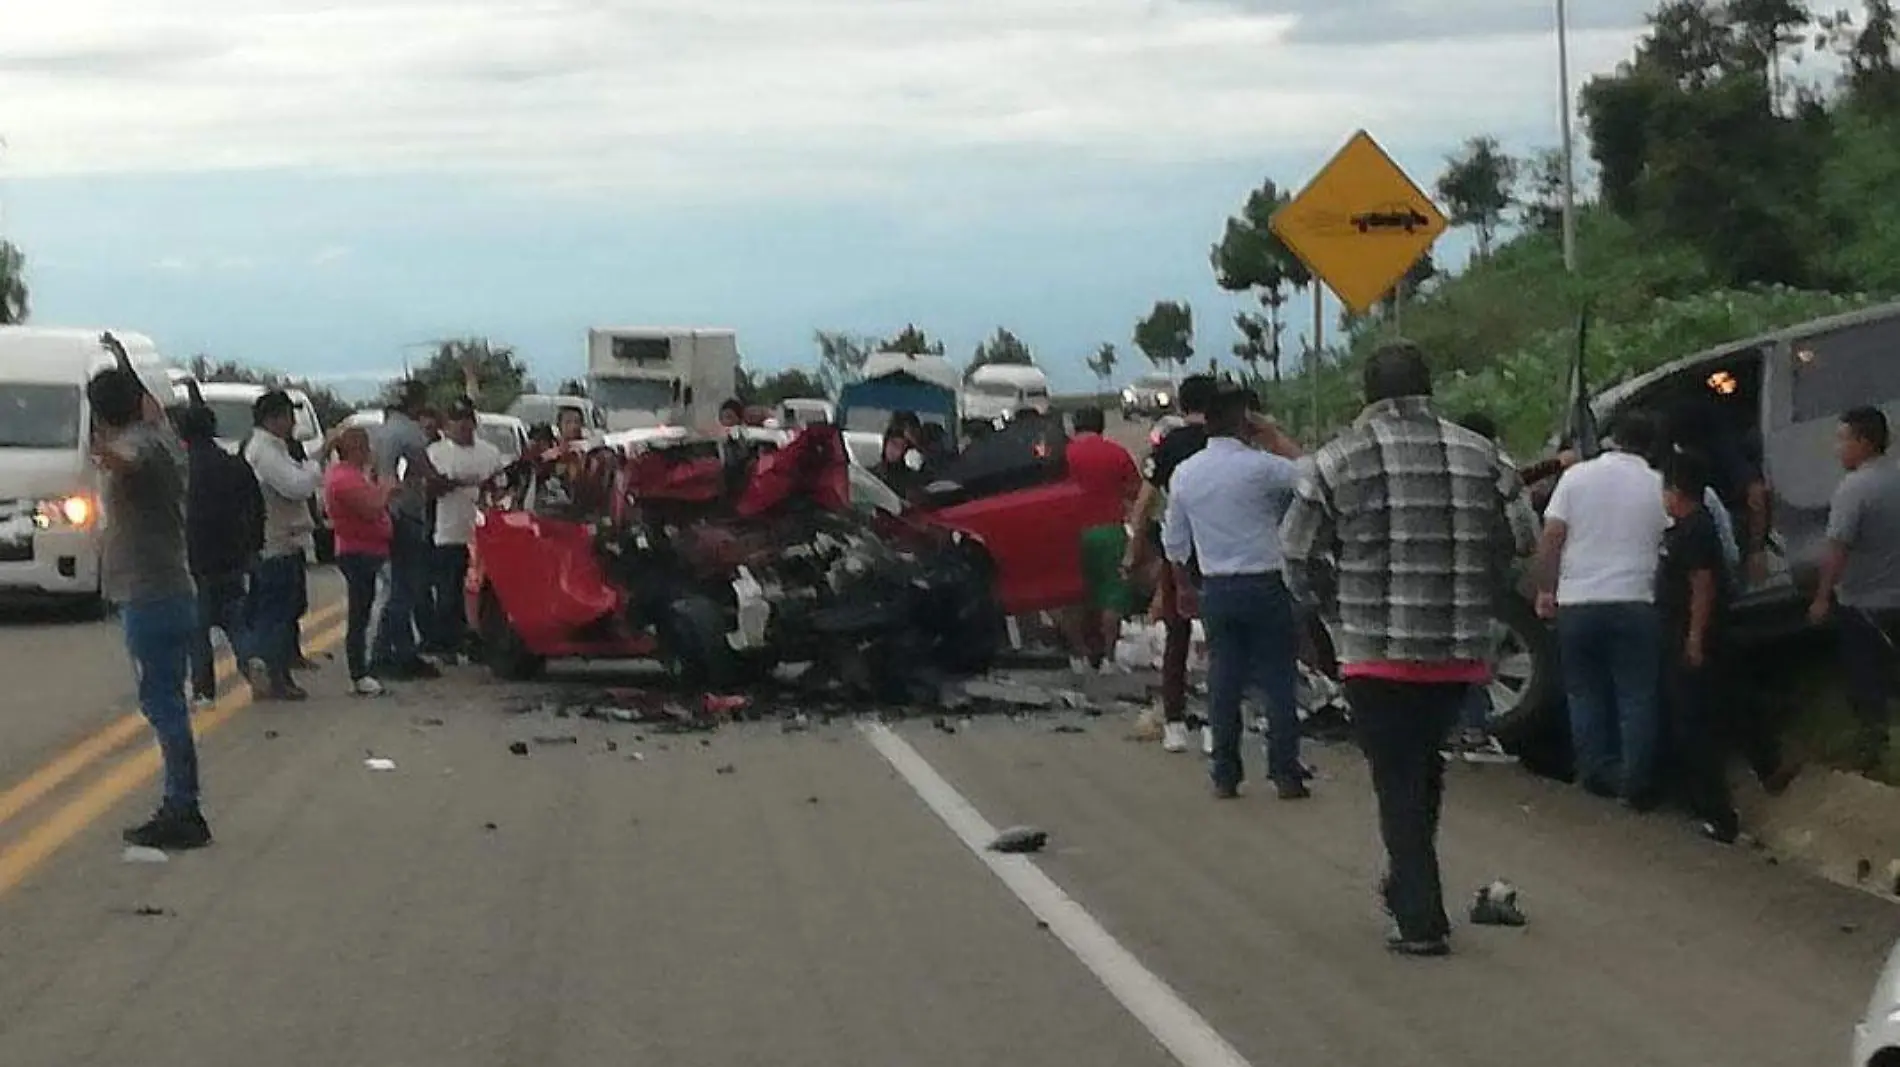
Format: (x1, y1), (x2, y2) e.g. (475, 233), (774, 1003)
(1790, 316), (1900, 423)
(0, 384), (82, 449)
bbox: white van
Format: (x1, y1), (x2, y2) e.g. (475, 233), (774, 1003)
(0, 327), (181, 606)
(961, 364), (1052, 424)
(342, 408), (531, 461)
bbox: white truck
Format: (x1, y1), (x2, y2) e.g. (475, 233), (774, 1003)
(585, 327), (740, 432)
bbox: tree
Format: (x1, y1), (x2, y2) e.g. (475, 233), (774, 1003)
(186, 355), (356, 429)
(1231, 313), (1275, 382)
(880, 324), (946, 356)
(1211, 178), (1311, 379)
(1133, 301), (1194, 371)
(1435, 137), (1519, 259)
(967, 327), (1034, 379)
(813, 330), (872, 393)
(0, 241), (27, 325)
(1728, 0), (1813, 107)
(1514, 148), (1571, 233)
(743, 368), (827, 406)
(1085, 342), (1119, 387)
(386, 337), (530, 412)
(1377, 253), (1441, 319)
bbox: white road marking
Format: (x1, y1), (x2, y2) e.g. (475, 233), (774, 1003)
(861, 722), (1257, 1067)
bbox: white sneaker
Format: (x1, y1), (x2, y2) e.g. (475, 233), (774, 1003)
(1069, 656), (1090, 675)
(1098, 660), (1123, 676)
(352, 677), (386, 698)
(1202, 726), (1214, 756)
(1162, 722), (1190, 753)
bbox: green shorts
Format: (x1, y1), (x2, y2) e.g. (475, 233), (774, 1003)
(1080, 523), (1134, 615)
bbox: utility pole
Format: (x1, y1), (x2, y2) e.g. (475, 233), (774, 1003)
(1556, 0), (1578, 274)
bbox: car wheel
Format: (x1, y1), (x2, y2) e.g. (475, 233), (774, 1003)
(1483, 595), (1560, 751)
(935, 547), (1006, 674)
(480, 587), (545, 681)
(661, 594), (739, 690)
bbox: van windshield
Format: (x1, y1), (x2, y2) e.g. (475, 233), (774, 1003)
(203, 400), (259, 442)
(970, 379), (1022, 398)
(0, 384), (82, 449)
(476, 422), (522, 458)
(590, 378), (676, 412)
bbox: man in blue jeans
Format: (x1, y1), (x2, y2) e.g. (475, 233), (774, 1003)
(369, 381), (446, 680)
(1161, 383), (1308, 800)
(86, 366), (212, 850)
(243, 391), (327, 701)
(1535, 411), (1670, 805)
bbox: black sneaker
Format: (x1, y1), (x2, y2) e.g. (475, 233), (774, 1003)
(1212, 782), (1240, 800)
(1386, 933), (1451, 958)
(277, 681), (310, 702)
(1276, 778), (1312, 801)
(290, 655), (318, 672)
(403, 658), (442, 680)
(122, 807), (213, 851)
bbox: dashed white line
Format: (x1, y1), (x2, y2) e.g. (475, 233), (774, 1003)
(861, 722), (1257, 1067)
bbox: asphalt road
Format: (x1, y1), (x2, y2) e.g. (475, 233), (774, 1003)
(0, 623), (1890, 1065)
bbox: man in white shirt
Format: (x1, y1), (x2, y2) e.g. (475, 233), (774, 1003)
(1534, 410), (1669, 804)
(1162, 384), (1308, 801)
(426, 398), (506, 662)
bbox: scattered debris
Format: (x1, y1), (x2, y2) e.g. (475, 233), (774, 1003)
(604, 739), (619, 753)
(483, 822), (499, 831)
(629, 752), (646, 762)
(121, 846), (169, 865)
(508, 741), (530, 756)
(364, 757), (398, 772)
(1035, 919), (1050, 930)
(263, 729), (281, 740)
(962, 679), (1058, 708)
(1858, 857), (1874, 883)
(988, 826), (1049, 854)
(1469, 880), (1527, 927)
(1842, 921), (1863, 934)
(532, 735), (579, 747)
(412, 716), (446, 728)
(1051, 723), (1087, 735)
(806, 796), (820, 804)
(704, 693), (751, 718)
(933, 717), (957, 735)
(118, 904), (170, 917)
(715, 763), (737, 775)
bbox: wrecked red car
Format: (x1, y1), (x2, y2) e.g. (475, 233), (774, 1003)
(465, 423), (1085, 697)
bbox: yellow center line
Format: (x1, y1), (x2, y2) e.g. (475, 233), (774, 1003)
(0, 599), (347, 831)
(0, 615), (349, 899)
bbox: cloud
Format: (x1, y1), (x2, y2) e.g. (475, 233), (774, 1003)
(311, 245), (349, 266)
(4, 0), (1647, 202)
(1183, 0), (1657, 45)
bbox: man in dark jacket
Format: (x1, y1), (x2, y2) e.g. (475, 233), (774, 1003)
(179, 405), (264, 706)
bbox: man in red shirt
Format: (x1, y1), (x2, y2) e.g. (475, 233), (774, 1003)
(1064, 407), (1141, 673)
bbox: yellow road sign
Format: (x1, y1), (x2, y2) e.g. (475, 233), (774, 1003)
(1269, 130), (1448, 316)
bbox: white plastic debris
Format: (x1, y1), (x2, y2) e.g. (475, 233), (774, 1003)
(728, 567), (771, 651)
(363, 758), (398, 772)
(121, 846), (170, 864)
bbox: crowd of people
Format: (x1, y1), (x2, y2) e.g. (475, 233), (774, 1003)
(82, 345), (1899, 957)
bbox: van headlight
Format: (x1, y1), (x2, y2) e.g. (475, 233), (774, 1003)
(1122, 388), (1137, 403)
(35, 494), (95, 529)
(1156, 392), (1170, 406)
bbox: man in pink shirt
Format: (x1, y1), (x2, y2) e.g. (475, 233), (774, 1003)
(323, 427), (397, 696)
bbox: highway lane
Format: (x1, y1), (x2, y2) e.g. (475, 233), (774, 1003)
(0, 568), (344, 830)
(0, 656), (1887, 1065)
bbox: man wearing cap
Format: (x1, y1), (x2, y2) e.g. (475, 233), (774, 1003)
(426, 398), (507, 662)
(243, 390), (331, 701)
(369, 380), (448, 680)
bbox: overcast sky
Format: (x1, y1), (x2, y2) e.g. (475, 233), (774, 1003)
(0, 0), (1654, 394)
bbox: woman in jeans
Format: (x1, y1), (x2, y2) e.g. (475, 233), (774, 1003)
(322, 427), (397, 696)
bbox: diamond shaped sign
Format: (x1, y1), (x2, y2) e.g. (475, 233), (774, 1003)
(1269, 130), (1448, 317)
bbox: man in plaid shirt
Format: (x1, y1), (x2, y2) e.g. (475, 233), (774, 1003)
(1280, 343), (1536, 956)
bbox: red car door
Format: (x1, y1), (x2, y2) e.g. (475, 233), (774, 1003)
(929, 479), (1096, 616)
